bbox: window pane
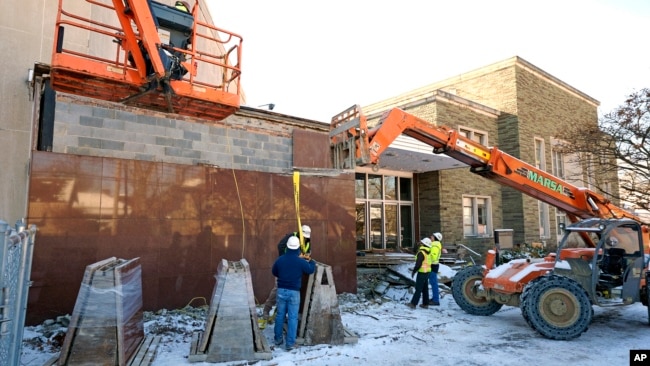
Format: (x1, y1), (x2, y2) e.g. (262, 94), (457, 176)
(400, 205), (413, 248)
(370, 203), (383, 249)
(477, 198), (487, 235)
(355, 173), (366, 198)
(399, 177), (412, 201)
(463, 197), (474, 236)
(356, 203), (366, 250)
(384, 176), (396, 200)
(385, 204), (397, 250)
(368, 174), (382, 200)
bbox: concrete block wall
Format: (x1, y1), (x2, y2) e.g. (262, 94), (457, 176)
(52, 94), (311, 173)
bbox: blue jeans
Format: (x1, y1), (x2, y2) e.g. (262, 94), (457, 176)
(274, 288), (300, 348)
(429, 264), (440, 303)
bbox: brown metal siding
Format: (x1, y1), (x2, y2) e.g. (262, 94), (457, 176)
(26, 151), (356, 325)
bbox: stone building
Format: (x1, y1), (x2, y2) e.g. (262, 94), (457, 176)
(356, 56), (619, 256)
(1, 1), (617, 325)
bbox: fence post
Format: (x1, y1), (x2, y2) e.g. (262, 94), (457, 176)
(9, 221), (36, 366)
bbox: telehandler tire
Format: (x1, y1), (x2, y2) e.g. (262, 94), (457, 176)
(522, 274), (592, 340)
(452, 265), (502, 316)
(646, 271), (650, 325)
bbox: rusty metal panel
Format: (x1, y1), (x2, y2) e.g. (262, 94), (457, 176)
(26, 151), (356, 325)
(293, 129), (332, 169)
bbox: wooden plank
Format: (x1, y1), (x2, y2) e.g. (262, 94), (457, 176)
(128, 335), (162, 366)
(298, 265), (317, 339)
(115, 258), (145, 365)
(198, 259), (229, 353)
(205, 265), (256, 363)
(58, 257), (117, 365)
(188, 331), (207, 362)
(297, 263), (352, 346)
(240, 259), (272, 359)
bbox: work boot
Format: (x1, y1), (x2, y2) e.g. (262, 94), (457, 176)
(406, 302), (416, 309)
(430, 301), (440, 306)
(419, 304), (429, 309)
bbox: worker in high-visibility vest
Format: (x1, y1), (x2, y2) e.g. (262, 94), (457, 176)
(428, 232), (444, 306)
(407, 238), (433, 309)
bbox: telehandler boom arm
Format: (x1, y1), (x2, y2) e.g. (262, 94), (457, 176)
(330, 105), (644, 226)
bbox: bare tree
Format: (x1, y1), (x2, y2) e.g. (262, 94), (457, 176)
(556, 88), (650, 212)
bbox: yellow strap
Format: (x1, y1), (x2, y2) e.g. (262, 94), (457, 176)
(293, 171), (306, 252)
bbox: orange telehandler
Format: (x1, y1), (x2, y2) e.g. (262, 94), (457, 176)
(330, 104), (650, 340)
(50, 0), (242, 120)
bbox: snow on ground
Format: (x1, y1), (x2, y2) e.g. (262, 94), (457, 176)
(21, 264), (650, 366)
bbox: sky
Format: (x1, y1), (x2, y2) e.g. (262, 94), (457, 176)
(207, 0), (650, 122)
(21, 263), (650, 366)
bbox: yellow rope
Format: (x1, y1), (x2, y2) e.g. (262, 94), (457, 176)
(184, 296), (208, 308)
(293, 171), (306, 252)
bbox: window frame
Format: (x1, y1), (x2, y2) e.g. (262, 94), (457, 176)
(462, 195), (493, 237)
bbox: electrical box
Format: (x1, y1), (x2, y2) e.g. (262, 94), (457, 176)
(494, 229), (514, 249)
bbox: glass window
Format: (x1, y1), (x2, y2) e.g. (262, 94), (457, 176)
(368, 174), (382, 200)
(539, 202), (550, 239)
(356, 203), (366, 251)
(385, 204), (398, 250)
(552, 149), (565, 179)
(535, 138), (545, 170)
(355, 173), (413, 250)
(400, 205), (414, 248)
(463, 195), (492, 237)
(399, 177), (412, 200)
(370, 203), (383, 249)
(459, 127), (488, 145)
(355, 173), (366, 199)
(384, 176), (397, 200)
(555, 209), (566, 237)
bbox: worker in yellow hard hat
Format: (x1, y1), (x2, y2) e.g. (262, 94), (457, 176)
(175, 1), (190, 13)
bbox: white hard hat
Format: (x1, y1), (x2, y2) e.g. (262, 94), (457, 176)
(433, 232), (443, 241)
(287, 236), (300, 250)
(301, 225), (311, 238)
(420, 238), (432, 247)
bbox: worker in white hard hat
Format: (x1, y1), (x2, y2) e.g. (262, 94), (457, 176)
(407, 237), (433, 309)
(428, 232), (444, 306)
(259, 224), (313, 328)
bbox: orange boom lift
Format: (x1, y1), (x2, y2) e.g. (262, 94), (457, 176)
(50, 0), (242, 120)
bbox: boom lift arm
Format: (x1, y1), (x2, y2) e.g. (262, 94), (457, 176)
(330, 105), (644, 227)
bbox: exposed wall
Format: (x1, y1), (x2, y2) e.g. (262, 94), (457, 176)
(25, 93), (356, 325)
(52, 94), (298, 171)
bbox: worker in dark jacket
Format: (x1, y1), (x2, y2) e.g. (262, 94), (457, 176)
(272, 236), (316, 350)
(260, 225), (311, 328)
(407, 238), (432, 309)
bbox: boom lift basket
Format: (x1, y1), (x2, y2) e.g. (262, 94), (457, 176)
(50, 0), (242, 121)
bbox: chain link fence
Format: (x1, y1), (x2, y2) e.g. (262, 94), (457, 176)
(0, 220), (36, 366)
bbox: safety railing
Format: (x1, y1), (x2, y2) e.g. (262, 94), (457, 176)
(51, 0), (242, 118)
